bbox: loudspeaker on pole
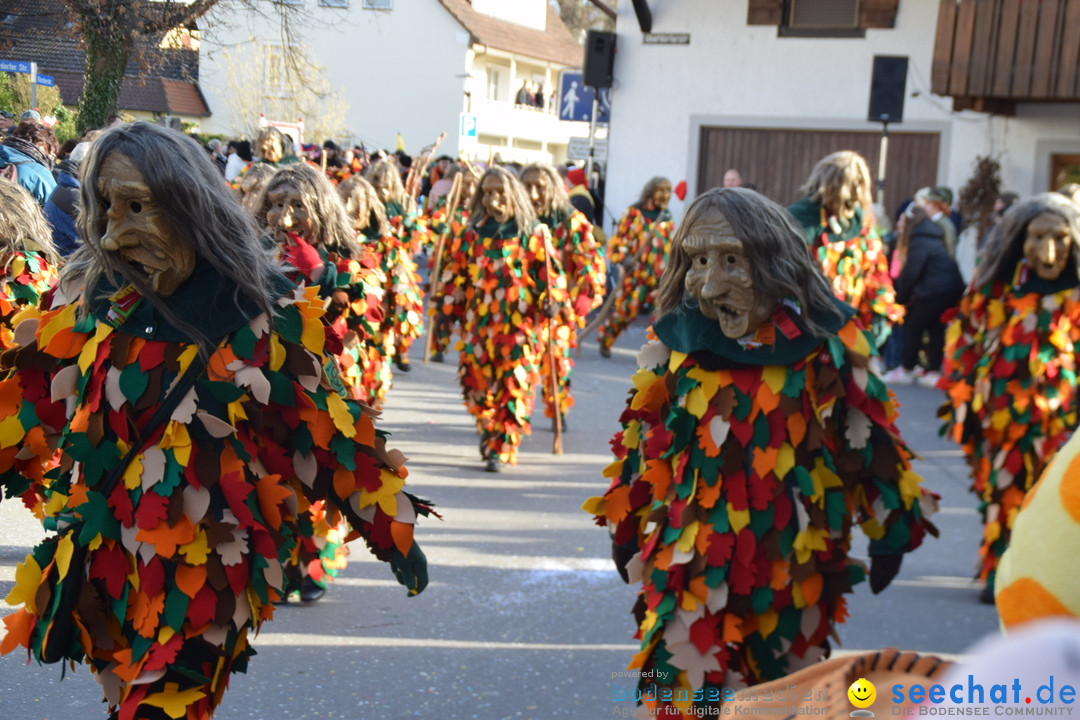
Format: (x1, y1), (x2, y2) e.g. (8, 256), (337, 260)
(868, 55), (908, 124)
(583, 30), (616, 89)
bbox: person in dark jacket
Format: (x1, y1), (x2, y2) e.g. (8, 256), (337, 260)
(43, 141), (88, 256)
(884, 204), (965, 386)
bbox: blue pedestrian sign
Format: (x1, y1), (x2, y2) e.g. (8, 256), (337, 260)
(558, 72), (611, 124)
(36, 74), (53, 88)
(0, 59), (54, 86)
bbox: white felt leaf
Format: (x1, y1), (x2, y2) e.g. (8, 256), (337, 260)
(392, 491), (416, 524)
(182, 485), (211, 524)
(171, 387), (198, 424)
(293, 450), (317, 488)
(140, 447), (166, 491)
(202, 624), (229, 647)
(120, 522), (143, 557)
(12, 317), (37, 349)
(800, 603), (822, 640)
(218, 527), (249, 567)
(104, 366), (125, 412)
(50, 364), (80, 402)
(131, 668), (166, 687)
(845, 407), (871, 449)
(709, 416), (731, 447)
(666, 640), (722, 690)
(232, 592), (252, 628)
(636, 339), (670, 370)
(249, 313), (270, 337)
(706, 582), (730, 613)
(625, 551), (645, 584)
(196, 411), (237, 439)
(349, 493), (376, 523)
(263, 556), (283, 592)
(296, 350), (321, 393)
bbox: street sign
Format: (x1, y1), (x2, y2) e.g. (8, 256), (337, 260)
(567, 137), (607, 163)
(0, 59), (31, 74)
(35, 74), (53, 88)
(558, 72), (611, 124)
(459, 112), (477, 139)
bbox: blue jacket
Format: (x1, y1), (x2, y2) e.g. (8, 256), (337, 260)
(43, 166), (80, 256)
(0, 143), (56, 205)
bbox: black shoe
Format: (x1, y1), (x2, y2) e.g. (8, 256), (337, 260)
(978, 584), (995, 605)
(300, 577), (326, 603)
(599, 345), (611, 358)
(485, 457), (501, 473)
(431, 352), (444, 363)
(395, 358), (412, 372)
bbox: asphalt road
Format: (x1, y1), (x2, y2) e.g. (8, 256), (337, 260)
(0, 319), (1000, 719)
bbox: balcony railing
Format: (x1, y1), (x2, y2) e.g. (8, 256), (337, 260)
(931, 0), (1080, 114)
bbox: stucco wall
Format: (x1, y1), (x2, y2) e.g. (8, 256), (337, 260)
(603, 0), (1080, 231)
(199, 0), (467, 155)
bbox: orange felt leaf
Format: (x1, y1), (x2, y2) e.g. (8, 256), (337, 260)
(41, 326), (86, 359)
(643, 459), (672, 502)
(353, 414), (375, 448)
(653, 542), (674, 571)
(833, 596), (849, 623)
(390, 520), (414, 555)
(125, 337), (146, 366)
(603, 484), (633, 524)
(697, 479), (721, 510)
(333, 464), (357, 501)
(0, 608), (33, 654)
(68, 403), (91, 434)
(752, 446), (779, 481)
(770, 559), (791, 591)
(800, 573), (823, 607)
(23, 426), (50, 461)
(722, 613), (743, 643)
(688, 575), (710, 603)
(136, 516), (196, 558)
(132, 590), (165, 638)
(174, 564), (207, 599)
(639, 379), (669, 413)
(787, 412), (807, 447)
(110, 648), (143, 683)
(208, 347), (238, 382)
(695, 423), (721, 458)
(947, 381), (973, 406)
(254, 474), (292, 529)
(0, 377), (23, 418)
(756, 386), (780, 415)
(67, 482), (90, 510)
(307, 410), (336, 450)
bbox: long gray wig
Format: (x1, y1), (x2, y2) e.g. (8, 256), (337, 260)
(65, 122), (283, 353)
(973, 192), (1080, 288)
(0, 180), (60, 264)
(521, 162), (573, 218)
(253, 162), (361, 258)
(466, 166), (537, 233)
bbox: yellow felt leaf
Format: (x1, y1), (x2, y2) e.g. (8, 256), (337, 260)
(179, 529), (211, 565)
(43, 492), (67, 517)
(601, 459), (624, 478)
(728, 503), (750, 534)
(142, 683), (208, 719)
(78, 323), (113, 374)
(775, 444), (795, 480)
(268, 333), (285, 371)
(176, 344), (198, 375)
(55, 533), (75, 577)
(758, 608), (779, 638)
(227, 399), (249, 427)
(37, 303), (77, 348)
(300, 314), (324, 353)
(622, 420), (640, 450)
(687, 366), (719, 400)
(668, 350), (688, 373)
(793, 527), (829, 564)
(124, 454), (143, 490)
(685, 387), (708, 418)
(160, 423), (192, 467)
(6, 555), (43, 611)
(0, 413), (26, 449)
(898, 468), (921, 507)
(987, 298), (1005, 329)
(762, 366), (786, 395)
(676, 521), (699, 553)
(581, 496), (606, 515)
(326, 392), (357, 438)
(358, 469), (404, 515)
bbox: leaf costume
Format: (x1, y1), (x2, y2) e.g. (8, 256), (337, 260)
(383, 200), (426, 362)
(0, 263), (430, 719)
(425, 201), (470, 359)
(939, 266), (1080, 587)
(438, 218), (568, 464)
(538, 208), (606, 420)
(787, 200), (902, 348)
(0, 250), (57, 351)
(586, 301), (938, 714)
(597, 204), (675, 353)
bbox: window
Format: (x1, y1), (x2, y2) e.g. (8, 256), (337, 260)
(486, 67), (501, 102)
(747, 0), (897, 36)
(789, 0), (859, 29)
(363, 0), (392, 8)
(320, 0), (349, 6)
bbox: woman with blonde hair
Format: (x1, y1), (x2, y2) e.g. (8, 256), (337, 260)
(0, 180), (60, 349)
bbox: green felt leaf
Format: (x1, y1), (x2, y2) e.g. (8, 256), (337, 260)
(665, 407), (696, 456)
(76, 492), (121, 544)
(662, 523), (682, 545)
(292, 423), (314, 456)
(330, 434), (357, 470)
(154, 452), (184, 496)
(131, 633), (153, 663)
(674, 373), (698, 398)
(268, 372), (296, 406)
(231, 325), (257, 360)
(275, 304), (303, 344)
(847, 562), (866, 587)
(709, 503), (730, 533)
(873, 477), (901, 510)
(793, 466), (814, 498)
(749, 506), (774, 537)
(826, 491), (847, 530)
(752, 414), (770, 448)
(778, 527), (795, 556)
(163, 587), (189, 631)
(733, 389), (752, 422)
(205, 381), (246, 404)
(65, 434), (120, 486)
(119, 363), (150, 404)
(751, 586), (773, 615)
(781, 368), (805, 399)
(885, 520), (912, 550)
(704, 565), (727, 587)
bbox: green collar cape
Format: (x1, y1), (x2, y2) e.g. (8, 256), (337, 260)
(787, 198), (865, 246)
(89, 260), (294, 342)
(653, 297), (855, 367)
(477, 217), (526, 239)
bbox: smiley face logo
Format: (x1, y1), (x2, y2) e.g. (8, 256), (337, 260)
(848, 677), (876, 709)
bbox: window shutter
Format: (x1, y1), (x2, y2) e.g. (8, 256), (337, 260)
(747, 0), (784, 25)
(789, 0), (859, 29)
(859, 0), (899, 28)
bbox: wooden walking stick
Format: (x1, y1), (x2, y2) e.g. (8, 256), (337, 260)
(541, 226), (563, 455)
(423, 171), (463, 363)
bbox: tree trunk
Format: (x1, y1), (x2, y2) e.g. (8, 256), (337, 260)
(77, 19), (131, 133)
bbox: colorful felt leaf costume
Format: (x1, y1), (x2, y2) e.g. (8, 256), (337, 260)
(438, 218), (569, 464)
(938, 266), (1080, 588)
(538, 208), (606, 420)
(586, 301), (938, 715)
(0, 250), (58, 351)
(0, 263), (430, 719)
(787, 201), (903, 348)
(382, 200), (426, 362)
(425, 201), (470, 359)
(597, 204), (675, 353)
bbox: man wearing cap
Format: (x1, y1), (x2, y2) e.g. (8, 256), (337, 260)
(915, 185), (958, 256)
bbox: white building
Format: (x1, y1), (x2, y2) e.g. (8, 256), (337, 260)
(198, 0), (588, 163)
(602, 0), (1080, 229)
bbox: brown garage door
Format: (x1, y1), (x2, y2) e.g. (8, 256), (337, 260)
(698, 126), (941, 223)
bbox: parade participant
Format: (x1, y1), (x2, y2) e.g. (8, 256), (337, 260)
(425, 163), (477, 363)
(0, 120), (58, 204)
(585, 187), (938, 715)
(521, 162), (605, 426)
(365, 159), (425, 371)
(0, 180), (60, 349)
(235, 162), (276, 215)
(337, 175), (401, 407)
(596, 176), (675, 357)
(0, 122), (429, 718)
(437, 166), (568, 472)
(939, 192), (1080, 605)
(787, 151), (902, 349)
(255, 125), (301, 167)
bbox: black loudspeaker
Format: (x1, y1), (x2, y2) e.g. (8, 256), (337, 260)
(868, 55), (908, 123)
(583, 30), (616, 89)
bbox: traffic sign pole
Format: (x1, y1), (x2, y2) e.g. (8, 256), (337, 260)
(30, 61), (37, 111)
